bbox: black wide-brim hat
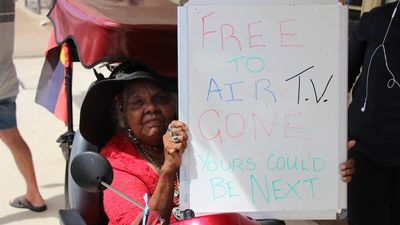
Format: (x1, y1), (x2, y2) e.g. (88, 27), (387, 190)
(79, 64), (177, 147)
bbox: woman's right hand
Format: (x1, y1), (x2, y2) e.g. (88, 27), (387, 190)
(162, 120), (188, 172)
(340, 140), (356, 182)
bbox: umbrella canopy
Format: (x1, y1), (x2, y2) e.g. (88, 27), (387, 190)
(48, 0), (178, 77)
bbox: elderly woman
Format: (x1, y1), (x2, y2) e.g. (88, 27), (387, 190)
(79, 62), (355, 225)
(80, 62), (187, 225)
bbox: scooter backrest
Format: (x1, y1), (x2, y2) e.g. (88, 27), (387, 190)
(68, 130), (108, 225)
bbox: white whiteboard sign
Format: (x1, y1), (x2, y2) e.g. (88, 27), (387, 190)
(178, 0), (348, 220)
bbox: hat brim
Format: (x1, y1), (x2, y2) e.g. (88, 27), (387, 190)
(79, 73), (177, 147)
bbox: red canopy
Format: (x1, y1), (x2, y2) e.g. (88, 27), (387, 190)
(48, 0), (178, 77)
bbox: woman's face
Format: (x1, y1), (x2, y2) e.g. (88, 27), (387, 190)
(123, 80), (175, 146)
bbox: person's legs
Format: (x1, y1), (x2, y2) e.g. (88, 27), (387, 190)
(0, 97), (45, 208)
(347, 146), (391, 225)
(0, 128), (45, 207)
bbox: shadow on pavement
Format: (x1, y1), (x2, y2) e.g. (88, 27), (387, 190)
(0, 194), (64, 224)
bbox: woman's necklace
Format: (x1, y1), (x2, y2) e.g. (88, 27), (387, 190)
(126, 128), (162, 171)
(126, 128), (180, 208)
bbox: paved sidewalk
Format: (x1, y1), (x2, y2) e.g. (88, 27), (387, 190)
(14, 1), (51, 58)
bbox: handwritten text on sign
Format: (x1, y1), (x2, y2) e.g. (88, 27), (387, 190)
(184, 4), (343, 213)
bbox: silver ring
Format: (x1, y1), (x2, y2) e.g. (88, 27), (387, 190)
(172, 135), (180, 143)
(169, 127), (177, 136)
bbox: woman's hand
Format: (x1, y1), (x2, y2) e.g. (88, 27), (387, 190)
(340, 140), (356, 182)
(150, 121), (188, 221)
(162, 120), (188, 172)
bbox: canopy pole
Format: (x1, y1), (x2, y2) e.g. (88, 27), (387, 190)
(57, 42), (75, 209)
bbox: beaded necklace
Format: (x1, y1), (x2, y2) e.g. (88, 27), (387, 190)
(126, 128), (180, 206)
(126, 128), (162, 171)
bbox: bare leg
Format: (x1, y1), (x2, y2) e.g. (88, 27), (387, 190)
(0, 127), (45, 207)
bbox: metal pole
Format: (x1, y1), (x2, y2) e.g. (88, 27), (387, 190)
(101, 181), (145, 210)
(65, 42), (73, 209)
(56, 42), (75, 209)
(36, 0), (41, 14)
(65, 56), (73, 132)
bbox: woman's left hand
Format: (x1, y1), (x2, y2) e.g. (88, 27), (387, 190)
(340, 140), (356, 183)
